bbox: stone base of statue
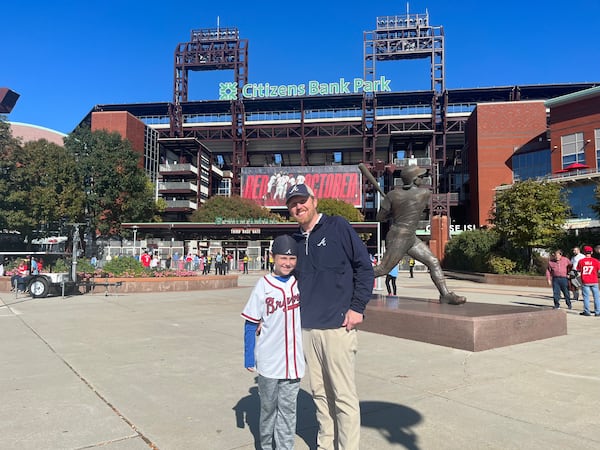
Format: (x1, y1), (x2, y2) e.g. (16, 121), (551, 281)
(361, 294), (567, 352)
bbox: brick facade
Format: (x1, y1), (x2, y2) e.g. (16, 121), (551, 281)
(91, 111), (146, 167)
(467, 101), (547, 226)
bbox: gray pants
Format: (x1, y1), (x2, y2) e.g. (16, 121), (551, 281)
(257, 375), (300, 450)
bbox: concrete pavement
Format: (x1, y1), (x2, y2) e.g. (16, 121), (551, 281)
(1, 272), (599, 450)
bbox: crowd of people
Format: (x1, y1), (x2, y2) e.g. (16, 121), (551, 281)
(4, 256), (43, 293)
(546, 245), (600, 316)
(133, 250), (250, 275)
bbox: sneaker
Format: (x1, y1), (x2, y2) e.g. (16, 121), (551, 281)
(568, 305), (573, 310)
(580, 312), (591, 316)
(553, 306), (560, 310)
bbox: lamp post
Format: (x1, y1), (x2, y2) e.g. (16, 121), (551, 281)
(132, 226), (138, 258)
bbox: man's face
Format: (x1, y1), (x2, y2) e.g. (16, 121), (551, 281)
(287, 196), (318, 230)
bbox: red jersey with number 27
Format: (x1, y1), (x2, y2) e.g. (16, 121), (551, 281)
(576, 257), (600, 284)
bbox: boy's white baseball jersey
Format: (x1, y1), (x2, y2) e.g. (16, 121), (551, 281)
(241, 274), (304, 379)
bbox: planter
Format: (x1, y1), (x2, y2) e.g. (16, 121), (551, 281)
(444, 270), (546, 288)
(0, 275), (238, 293)
(89, 275), (238, 293)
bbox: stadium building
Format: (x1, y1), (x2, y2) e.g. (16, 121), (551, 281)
(76, 10), (599, 261)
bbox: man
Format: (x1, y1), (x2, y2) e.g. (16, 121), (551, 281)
(31, 256), (39, 275)
(546, 249), (572, 310)
(373, 165), (466, 305)
(570, 246), (585, 301)
(286, 183), (374, 450)
(576, 246), (600, 316)
(140, 250), (151, 268)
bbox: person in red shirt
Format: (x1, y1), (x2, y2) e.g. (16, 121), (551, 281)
(576, 246), (600, 316)
(546, 249), (572, 309)
(140, 250), (151, 268)
(10, 259), (30, 292)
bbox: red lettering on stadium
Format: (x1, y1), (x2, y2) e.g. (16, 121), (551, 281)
(241, 167), (362, 209)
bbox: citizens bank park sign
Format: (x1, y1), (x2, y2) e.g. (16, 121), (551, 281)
(241, 166), (362, 209)
(218, 76), (392, 100)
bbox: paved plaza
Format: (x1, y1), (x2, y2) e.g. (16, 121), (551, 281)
(1, 272), (599, 450)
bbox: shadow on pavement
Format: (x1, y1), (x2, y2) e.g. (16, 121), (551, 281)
(233, 384), (317, 450)
(361, 401), (422, 450)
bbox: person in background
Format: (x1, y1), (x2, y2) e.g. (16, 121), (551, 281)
(408, 257), (415, 278)
(576, 246), (600, 316)
(286, 183), (374, 450)
(140, 250), (151, 268)
(569, 246), (585, 301)
(241, 235), (304, 450)
(546, 249), (572, 310)
(385, 263), (399, 296)
(150, 253), (159, 269)
(10, 258), (30, 292)
(30, 256), (39, 275)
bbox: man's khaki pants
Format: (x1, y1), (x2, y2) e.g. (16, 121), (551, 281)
(303, 327), (360, 450)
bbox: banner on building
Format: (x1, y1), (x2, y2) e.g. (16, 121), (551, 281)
(241, 166), (363, 209)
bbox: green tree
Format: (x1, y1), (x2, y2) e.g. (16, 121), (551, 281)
(491, 179), (570, 268)
(316, 198), (364, 222)
(0, 117), (22, 230)
(13, 140), (84, 234)
(0, 130), (84, 237)
(443, 228), (501, 272)
(591, 185), (600, 218)
(190, 195), (284, 222)
(64, 127), (159, 237)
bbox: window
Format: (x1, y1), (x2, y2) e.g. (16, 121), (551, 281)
(595, 129), (600, 169)
(561, 132), (585, 168)
(512, 149), (551, 181)
(217, 178), (231, 197)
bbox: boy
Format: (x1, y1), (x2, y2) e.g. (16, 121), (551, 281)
(241, 234), (304, 450)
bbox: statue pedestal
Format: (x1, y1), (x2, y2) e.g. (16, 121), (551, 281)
(361, 294), (567, 352)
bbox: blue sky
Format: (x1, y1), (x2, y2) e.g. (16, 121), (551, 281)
(4, 0), (599, 134)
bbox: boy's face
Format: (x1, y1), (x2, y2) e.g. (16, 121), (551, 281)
(272, 253), (297, 276)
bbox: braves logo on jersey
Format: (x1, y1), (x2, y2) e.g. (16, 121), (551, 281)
(265, 293), (299, 315)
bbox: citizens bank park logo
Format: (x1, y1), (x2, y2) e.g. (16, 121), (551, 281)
(218, 76), (392, 100)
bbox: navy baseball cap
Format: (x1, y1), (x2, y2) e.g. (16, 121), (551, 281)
(271, 235), (297, 256)
(285, 184), (314, 204)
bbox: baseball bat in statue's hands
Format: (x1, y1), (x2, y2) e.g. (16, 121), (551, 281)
(358, 163), (386, 197)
